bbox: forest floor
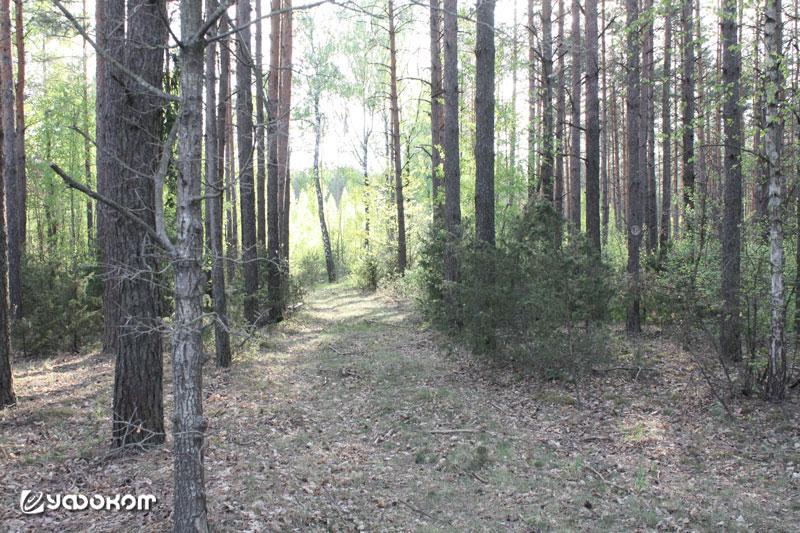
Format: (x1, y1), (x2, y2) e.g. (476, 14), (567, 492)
(1, 283), (800, 532)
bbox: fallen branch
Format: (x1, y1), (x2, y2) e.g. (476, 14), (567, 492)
(427, 428), (480, 434)
(584, 464), (628, 493)
(398, 499), (454, 526)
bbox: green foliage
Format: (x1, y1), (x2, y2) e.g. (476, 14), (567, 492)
(415, 202), (615, 389)
(11, 258), (102, 356)
(353, 251), (381, 292)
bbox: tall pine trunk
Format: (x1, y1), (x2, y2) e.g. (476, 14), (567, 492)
(681, 0), (695, 211)
(720, 0), (742, 363)
(388, 0), (407, 273)
(430, 0), (444, 223)
(625, 0), (642, 333)
(475, 0), (495, 247)
(205, 0), (231, 368)
(237, 0), (259, 324)
(660, 3), (672, 248)
(540, 0), (555, 203)
(267, 0), (282, 319)
(569, 0), (581, 230)
(443, 0), (461, 320)
(585, 0), (600, 251)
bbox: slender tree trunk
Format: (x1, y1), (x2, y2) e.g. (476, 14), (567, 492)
(764, 0), (786, 400)
(278, 0), (292, 273)
(555, 0), (566, 216)
(430, 0), (444, 223)
(206, 0), (231, 368)
(217, 14), (234, 280)
(255, 0), (266, 250)
(643, 0), (657, 252)
(625, 0), (642, 333)
(1, 0), (20, 320)
(237, 0), (259, 324)
(540, 0), (555, 203)
(13, 0), (24, 292)
(312, 96), (336, 282)
(585, 0), (600, 251)
(82, 0), (93, 245)
(681, 0), (695, 211)
(660, 2), (672, 248)
(388, 0), (407, 273)
(569, 0), (581, 230)
(528, 0), (536, 198)
(0, 115), (12, 407)
(600, 0), (609, 244)
(267, 0), (281, 319)
(443, 0), (461, 320)
(173, 0), (209, 526)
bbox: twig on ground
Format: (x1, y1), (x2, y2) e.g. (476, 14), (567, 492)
(427, 428), (480, 434)
(584, 464), (628, 492)
(398, 499), (454, 526)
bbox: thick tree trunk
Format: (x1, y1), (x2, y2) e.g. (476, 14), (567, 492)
(205, 0), (231, 368)
(625, 0), (642, 333)
(585, 0), (600, 251)
(540, 0), (555, 203)
(660, 3), (672, 248)
(443, 0), (461, 320)
(388, 0), (407, 274)
(111, 0), (167, 450)
(217, 14), (234, 281)
(719, 0), (742, 363)
(173, 0), (209, 526)
(237, 0), (259, 325)
(267, 0), (282, 320)
(764, 0), (786, 401)
(82, 0), (93, 244)
(475, 0), (495, 247)
(527, 0), (536, 198)
(681, 0), (695, 211)
(569, 0), (581, 230)
(430, 0), (444, 223)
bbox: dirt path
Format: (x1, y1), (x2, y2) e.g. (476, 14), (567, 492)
(2, 283), (799, 531)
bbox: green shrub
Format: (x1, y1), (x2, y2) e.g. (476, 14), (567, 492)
(12, 259), (102, 356)
(353, 251), (381, 292)
(414, 202), (615, 397)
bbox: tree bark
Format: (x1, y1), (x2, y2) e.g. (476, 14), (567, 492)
(267, 0), (282, 320)
(719, 0), (742, 363)
(625, 0), (642, 333)
(388, 0), (407, 274)
(0, 147), (13, 407)
(443, 0), (461, 320)
(237, 0), (259, 325)
(110, 0), (167, 450)
(540, 0), (555, 203)
(205, 0), (231, 368)
(430, 0), (444, 223)
(660, 2), (672, 248)
(312, 95), (336, 282)
(764, 0), (786, 401)
(278, 0), (293, 274)
(585, 0), (600, 251)
(12, 0), (24, 315)
(173, 0), (209, 526)
(600, 0), (609, 244)
(643, 0), (657, 253)
(681, 0), (695, 210)
(555, 0), (566, 216)
(569, 0), (581, 230)
(475, 0), (495, 247)
(255, 0), (266, 250)
(1, 0), (20, 321)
